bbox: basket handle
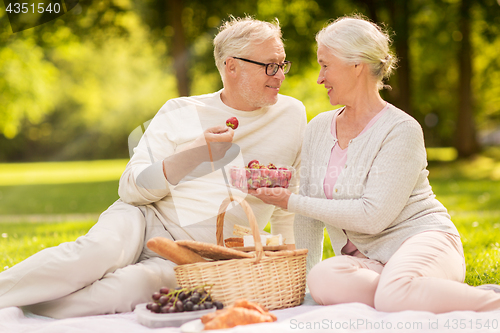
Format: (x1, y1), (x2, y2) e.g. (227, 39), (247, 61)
(216, 196), (263, 263)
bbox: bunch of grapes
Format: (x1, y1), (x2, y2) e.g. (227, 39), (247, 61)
(146, 285), (224, 314)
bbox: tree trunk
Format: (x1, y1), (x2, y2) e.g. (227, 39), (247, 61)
(168, 0), (190, 96)
(455, 0), (480, 158)
(387, 0), (412, 115)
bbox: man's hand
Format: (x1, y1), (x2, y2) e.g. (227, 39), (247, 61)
(249, 187), (292, 210)
(205, 126), (234, 162)
(190, 125), (234, 162)
(163, 125), (234, 184)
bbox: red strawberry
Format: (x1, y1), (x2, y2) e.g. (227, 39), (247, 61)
(248, 160), (260, 169)
(267, 163), (277, 170)
(230, 168), (239, 180)
(260, 178), (272, 187)
(226, 117), (239, 130)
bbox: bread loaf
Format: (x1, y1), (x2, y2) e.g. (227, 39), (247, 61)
(146, 237), (207, 265)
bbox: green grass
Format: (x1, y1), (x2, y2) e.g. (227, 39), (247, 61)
(0, 220), (96, 270)
(1, 150), (500, 286)
(0, 181), (119, 215)
(0, 159), (129, 186)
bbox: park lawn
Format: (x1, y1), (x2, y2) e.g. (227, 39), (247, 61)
(0, 220), (96, 271)
(1, 150), (500, 286)
(0, 181), (120, 215)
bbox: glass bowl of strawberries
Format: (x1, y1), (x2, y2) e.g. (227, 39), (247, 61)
(229, 160), (294, 190)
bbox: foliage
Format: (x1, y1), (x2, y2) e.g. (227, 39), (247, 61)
(1, 0), (500, 161)
(0, 1), (178, 161)
(0, 17), (59, 139)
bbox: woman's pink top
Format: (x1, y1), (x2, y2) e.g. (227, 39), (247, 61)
(323, 104), (389, 257)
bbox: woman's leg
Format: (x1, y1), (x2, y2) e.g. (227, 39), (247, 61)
(307, 255), (384, 307)
(375, 231), (500, 313)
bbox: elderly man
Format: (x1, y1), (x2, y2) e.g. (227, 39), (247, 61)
(0, 17), (307, 318)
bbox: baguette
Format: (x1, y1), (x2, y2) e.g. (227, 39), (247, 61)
(146, 237), (207, 265)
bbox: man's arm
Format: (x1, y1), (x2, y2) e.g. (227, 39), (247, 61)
(162, 126), (234, 185)
(119, 103), (233, 206)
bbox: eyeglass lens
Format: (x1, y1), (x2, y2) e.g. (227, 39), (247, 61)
(266, 62), (291, 76)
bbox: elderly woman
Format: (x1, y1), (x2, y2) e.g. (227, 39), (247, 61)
(252, 15), (500, 313)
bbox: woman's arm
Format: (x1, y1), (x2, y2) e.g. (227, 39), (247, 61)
(288, 120), (426, 234)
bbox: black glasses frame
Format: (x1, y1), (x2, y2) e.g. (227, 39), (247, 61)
(231, 57), (291, 76)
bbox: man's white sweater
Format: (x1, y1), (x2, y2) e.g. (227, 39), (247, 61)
(119, 90), (307, 245)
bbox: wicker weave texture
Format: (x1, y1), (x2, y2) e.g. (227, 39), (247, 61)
(174, 196), (307, 310)
(174, 252), (307, 310)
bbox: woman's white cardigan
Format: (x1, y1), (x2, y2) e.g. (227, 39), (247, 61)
(288, 104), (459, 273)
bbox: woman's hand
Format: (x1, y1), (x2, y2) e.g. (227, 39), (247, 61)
(249, 187), (292, 210)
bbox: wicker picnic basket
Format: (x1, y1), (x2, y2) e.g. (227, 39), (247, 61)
(174, 196), (307, 310)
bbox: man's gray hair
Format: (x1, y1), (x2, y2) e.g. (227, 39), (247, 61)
(316, 15), (397, 90)
(213, 16), (282, 82)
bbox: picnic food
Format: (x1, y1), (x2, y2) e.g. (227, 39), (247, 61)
(242, 234), (283, 247)
(146, 237), (207, 265)
(224, 237), (243, 248)
(233, 224), (253, 236)
(226, 117), (239, 129)
(201, 299), (277, 330)
(247, 160), (260, 169)
(229, 160), (293, 189)
(146, 285), (224, 314)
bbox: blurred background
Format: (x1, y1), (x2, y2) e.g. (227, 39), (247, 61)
(1, 0), (500, 162)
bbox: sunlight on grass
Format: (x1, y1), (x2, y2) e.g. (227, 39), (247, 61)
(426, 147), (458, 162)
(0, 181), (119, 215)
(454, 214), (500, 285)
(0, 159), (129, 186)
(0, 221), (96, 271)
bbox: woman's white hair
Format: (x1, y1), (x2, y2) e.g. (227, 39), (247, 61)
(316, 15), (397, 90)
(213, 16), (282, 82)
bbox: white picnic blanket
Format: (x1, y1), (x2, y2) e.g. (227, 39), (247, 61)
(1, 294), (500, 333)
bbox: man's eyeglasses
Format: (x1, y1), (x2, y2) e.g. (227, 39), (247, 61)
(231, 57), (292, 76)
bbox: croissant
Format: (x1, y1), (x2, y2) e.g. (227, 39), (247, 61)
(203, 307), (276, 330)
(232, 299), (276, 319)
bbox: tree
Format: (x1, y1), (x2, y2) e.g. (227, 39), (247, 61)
(168, 0), (190, 96)
(455, 0), (480, 158)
